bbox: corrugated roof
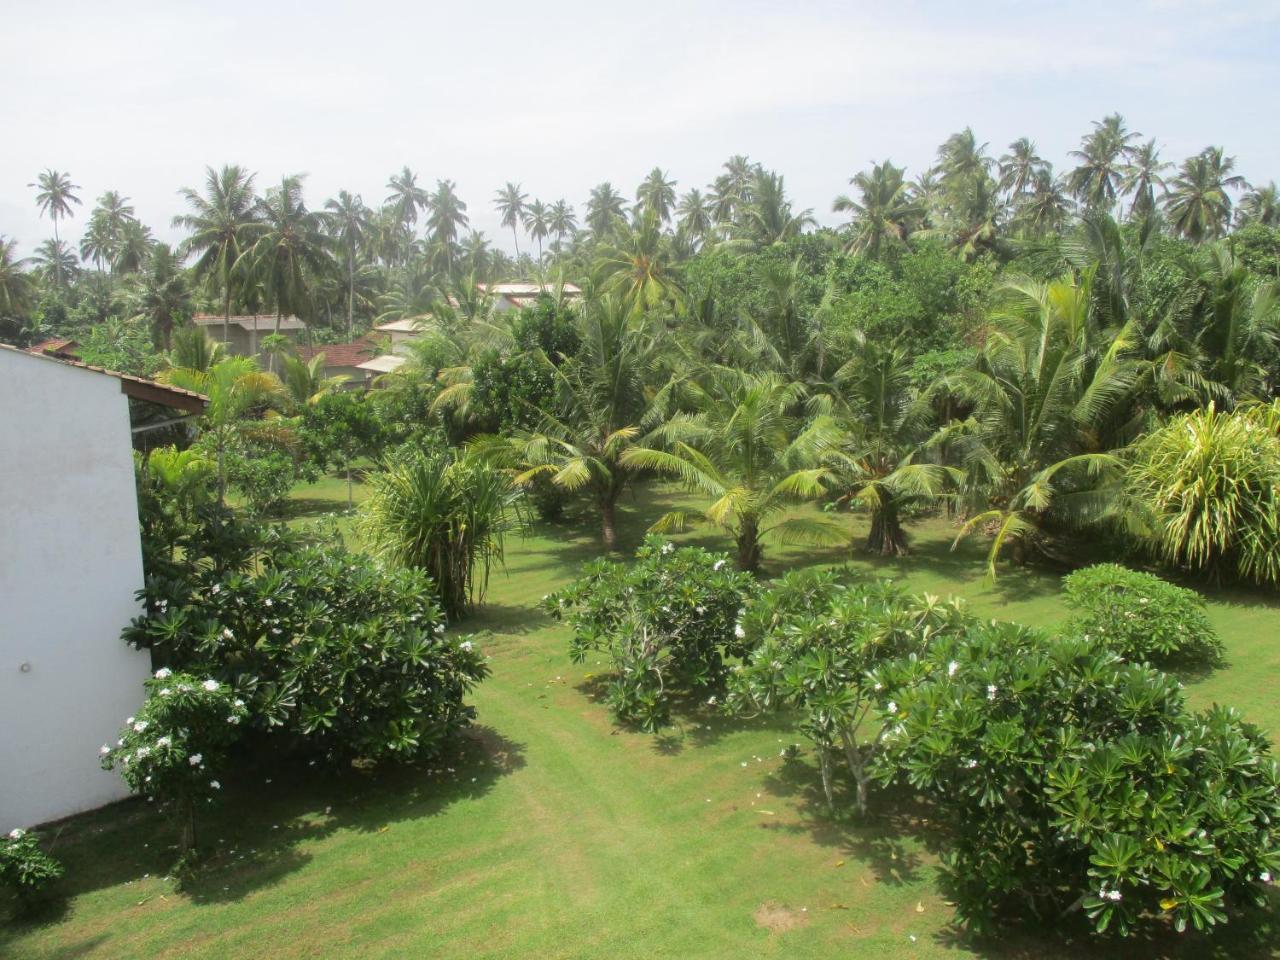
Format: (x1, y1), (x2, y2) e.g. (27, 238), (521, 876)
(374, 317), (427, 333)
(193, 314), (307, 332)
(0, 343), (208, 414)
(479, 281), (583, 296)
(356, 354), (406, 374)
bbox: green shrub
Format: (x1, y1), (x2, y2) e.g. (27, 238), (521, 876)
(125, 539), (489, 764)
(1062, 563), (1223, 665)
(874, 627), (1280, 938)
(546, 537), (754, 731)
(1, 829), (64, 908)
(101, 671), (248, 853)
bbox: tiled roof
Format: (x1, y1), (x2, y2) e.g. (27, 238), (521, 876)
(30, 337), (80, 357)
(193, 314), (307, 332)
(297, 337), (379, 368)
(1, 343), (208, 413)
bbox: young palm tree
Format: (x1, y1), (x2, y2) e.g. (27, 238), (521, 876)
(585, 182), (628, 239)
(323, 190), (370, 337)
(31, 239), (79, 287)
(280, 352), (348, 408)
(636, 167), (677, 225)
(174, 164), (258, 345)
(523, 200), (551, 261)
(941, 274), (1141, 573)
(29, 169), (82, 258)
(0, 237), (35, 318)
(239, 174), (333, 336)
(131, 242), (191, 350)
(625, 370), (847, 571)
(494, 182), (528, 257)
(1067, 114), (1141, 211)
(548, 200), (577, 251)
(1164, 148), (1248, 242)
(832, 161), (921, 258)
(594, 213), (684, 311)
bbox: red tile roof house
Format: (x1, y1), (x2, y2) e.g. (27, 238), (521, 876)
(296, 337), (384, 387)
(0, 345), (206, 829)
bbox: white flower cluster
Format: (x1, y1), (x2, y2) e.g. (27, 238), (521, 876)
(203, 679), (220, 692)
(1097, 885), (1122, 902)
(987, 684), (998, 701)
(660, 542), (675, 555)
(154, 667), (172, 680)
(9, 828), (26, 840)
(459, 640), (474, 653)
(712, 559), (726, 572)
(947, 661), (959, 678)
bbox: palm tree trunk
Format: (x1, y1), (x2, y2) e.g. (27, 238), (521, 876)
(866, 498), (909, 556)
(222, 281), (232, 348)
(736, 518), (762, 572)
(511, 225), (521, 259)
(347, 242), (355, 339)
(600, 497), (618, 550)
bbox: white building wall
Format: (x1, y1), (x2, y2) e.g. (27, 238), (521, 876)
(0, 350), (151, 828)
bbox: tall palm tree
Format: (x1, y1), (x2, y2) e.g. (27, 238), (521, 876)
(585, 182), (628, 239)
(832, 160), (920, 258)
(1013, 171), (1072, 237)
(625, 370), (846, 571)
(494, 182), (528, 257)
(113, 220), (154, 274)
(676, 189), (713, 248)
(385, 166), (429, 249)
(427, 179), (469, 270)
(323, 190), (371, 337)
(1067, 114), (1141, 211)
(79, 211), (115, 282)
(548, 200), (577, 251)
(709, 154), (758, 227)
(636, 167), (677, 225)
(131, 242), (191, 350)
(523, 200), (551, 261)
(595, 213), (683, 312)
(1120, 139), (1169, 221)
(1164, 147), (1247, 242)
(0, 237), (35, 318)
(739, 170), (814, 247)
(29, 170), (82, 288)
(173, 164), (258, 345)
(998, 138), (1048, 199)
(239, 174), (333, 337)
(1238, 182), (1280, 228)
(31, 239), (79, 287)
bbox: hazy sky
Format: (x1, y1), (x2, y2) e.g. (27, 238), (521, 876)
(3, 0), (1278, 256)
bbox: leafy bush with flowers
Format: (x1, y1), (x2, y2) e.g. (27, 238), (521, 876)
(872, 625), (1280, 939)
(728, 573), (976, 813)
(1062, 563), (1223, 666)
(545, 536), (754, 731)
(101, 671), (248, 854)
(124, 538), (489, 764)
(1, 828), (64, 909)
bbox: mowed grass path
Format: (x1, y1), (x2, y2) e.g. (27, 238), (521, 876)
(5, 479), (1280, 959)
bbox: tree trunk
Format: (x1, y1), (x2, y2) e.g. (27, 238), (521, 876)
(346, 461), (354, 511)
(817, 745), (835, 812)
(601, 497), (618, 550)
(736, 518), (762, 572)
(865, 499), (909, 557)
(223, 280), (232, 348)
(179, 795), (197, 854)
(347, 242), (355, 339)
(511, 225), (521, 259)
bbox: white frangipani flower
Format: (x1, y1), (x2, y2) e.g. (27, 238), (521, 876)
(154, 668), (172, 679)
(202, 679), (219, 692)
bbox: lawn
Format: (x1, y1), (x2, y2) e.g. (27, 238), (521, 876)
(5, 478), (1280, 959)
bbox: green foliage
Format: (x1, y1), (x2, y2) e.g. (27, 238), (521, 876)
(136, 446), (218, 577)
(359, 447), (516, 617)
(546, 537), (754, 732)
(1063, 563), (1223, 665)
(300, 391), (381, 507)
(468, 349), (555, 433)
(75, 315), (164, 377)
(874, 627), (1280, 938)
(101, 671), (248, 853)
(124, 539), (488, 764)
(1, 829), (64, 907)
(223, 446), (297, 515)
(1127, 402), (1280, 585)
(510, 296), (581, 360)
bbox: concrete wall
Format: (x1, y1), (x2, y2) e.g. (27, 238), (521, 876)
(0, 351), (151, 828)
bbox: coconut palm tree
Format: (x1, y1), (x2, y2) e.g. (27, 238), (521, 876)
(1238, 182), (1280, 228)
(131, 242), (191, 350)
(595, 213), (684, 311)
(998, 138), (1048, 199)
(832, 160), (920, 258)
(940, 274), (1141, 573)
(1120, 139), (1169, 221)
(494, 182), (528, 257)
(174, 164), (259, 345)
(323, 190), (371, 337)
(624, 369), (846, 571)
(427, 179), (469, 270)
(676, 189), (713, 248)
(0, 237), (35, 318)
(113, 220), (154, 274)
(585, 182), (628, 239)
(548, 200), (577, 251)
(523, 200), (551, 261)
(739, 170), (814, 247)
(31, 239), (79, 287)
(1067, 114), (1141, 211)
(239, 174), (333, 337)
(79, 211), (116, 284)
(1164, 147), (1247, 242)
(636, 167), (677, 225)
(29, 169), (82, 255)
(473, 295), (669, 549)
(1013, 171), (1072, 237)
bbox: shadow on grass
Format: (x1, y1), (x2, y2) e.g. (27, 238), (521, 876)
(0, 725), (525, 929)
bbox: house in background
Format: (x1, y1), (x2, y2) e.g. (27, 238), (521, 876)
(373, 317), (423, 352)
(0, 345), (206, 829)
(479, 281), (583, 312)
(193, 314), (307, 362)
(296, 337), (381, 388)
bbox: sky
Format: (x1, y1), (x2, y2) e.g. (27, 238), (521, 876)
(2, 0), (1278, 257)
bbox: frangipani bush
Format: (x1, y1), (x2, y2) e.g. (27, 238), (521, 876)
(101, 670), (248, 853)
(1, 828), (64, 909)
(546, 536), (754, 731)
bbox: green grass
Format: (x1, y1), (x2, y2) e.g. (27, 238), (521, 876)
(6, 479), (1280, 958)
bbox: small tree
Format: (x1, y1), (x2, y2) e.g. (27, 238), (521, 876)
(546, 537), (754, 731)
(102, 671), (248, 855)
(301, 391), (381, 508)
(1, 829), (64, 911)
(1063, 563), (1223, 666)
